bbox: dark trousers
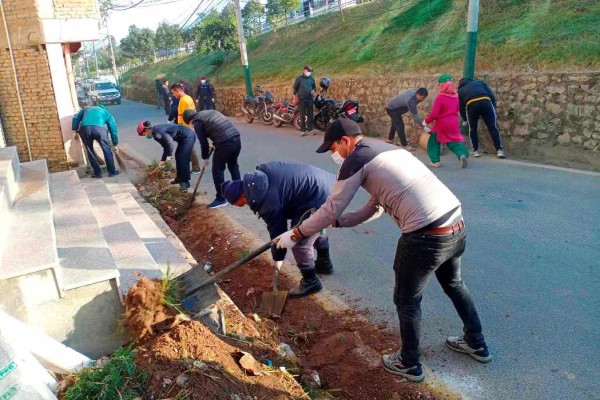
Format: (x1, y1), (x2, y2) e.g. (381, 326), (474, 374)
(198, 99), (214, 111)
(175, 133), (196, 183)
(386, 107), (408, 145)
(466, 99), (504, 151)
(393, 227), (485, 366)
(78, 125), (117, 176)
(298, 98), (314, 132)
(162, 96), (171, 116)
(212, 137), (241, 201)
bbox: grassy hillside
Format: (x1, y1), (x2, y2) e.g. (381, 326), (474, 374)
(122, 0), (600, 86)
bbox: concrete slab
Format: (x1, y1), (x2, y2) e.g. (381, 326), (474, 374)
(0, 147), (20, 251)
(0, 160), (58, 281)
(50, 171), (120, 291)
(82, 178), (161, 292)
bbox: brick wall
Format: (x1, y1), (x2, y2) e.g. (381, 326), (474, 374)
(0, 0), (69, 171)
(52, 0), (97, 19)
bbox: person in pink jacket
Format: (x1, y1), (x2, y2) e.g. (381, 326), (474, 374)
(423, 74), (469, 168)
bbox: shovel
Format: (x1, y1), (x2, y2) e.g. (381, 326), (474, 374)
(183, 148), (214, 211)
(257, 267), (287, 318)
(176, 239), (276, 314)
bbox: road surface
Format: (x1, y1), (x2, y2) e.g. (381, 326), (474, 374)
(111, 100), (600, 400)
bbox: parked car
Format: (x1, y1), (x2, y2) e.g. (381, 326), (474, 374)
(88, 81), (121, 105)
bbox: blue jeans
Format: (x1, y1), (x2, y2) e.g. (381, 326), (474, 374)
(213, 137), (241, 201)
(78, 125), (117, 176)
(393, 226), (485, 366)
(174, 131), (196, 183)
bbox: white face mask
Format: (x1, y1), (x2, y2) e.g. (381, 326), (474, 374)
(201, 80), (206, 84)
(331, 151), (344, 165)
(304, 71), (312, 77)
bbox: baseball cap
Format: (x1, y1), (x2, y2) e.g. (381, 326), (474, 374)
(182, 109), (198, 124)
(304, 65), (313, 72)
(316, 119), (362, 153)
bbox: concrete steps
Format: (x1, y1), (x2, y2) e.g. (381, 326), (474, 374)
(82, 178), (161, 293)
(50, 171), (120, 292)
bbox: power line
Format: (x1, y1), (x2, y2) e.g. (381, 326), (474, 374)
(110, 0), (147, 11)
(179, 0), (209, 31)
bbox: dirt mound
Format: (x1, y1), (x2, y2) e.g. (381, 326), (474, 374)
(136, 321), (305, 399)
(124, 277), (174, 339)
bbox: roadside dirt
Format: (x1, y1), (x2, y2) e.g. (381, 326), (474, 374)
(135, 170), (461, 400)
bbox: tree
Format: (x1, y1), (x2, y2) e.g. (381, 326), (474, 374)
(155, 21), (184, 58)
(242, 0), (265, 37)
(266, 0), (300, 29)
(119, 25), (156, 62)
(194, 6), (238, 63)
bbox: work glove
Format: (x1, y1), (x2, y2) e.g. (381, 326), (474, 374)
(276, 229), (300, 250)
(422, 120), (428, 127)
(212, 98), (215, 103)
(424, 127), (431, 133)
(273, 260), (283, 271)
(202, 159), (209, 168)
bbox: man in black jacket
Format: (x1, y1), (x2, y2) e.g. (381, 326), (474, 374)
(183, 109), (242, 209)
(222, 161), (335, 297)
(458, 78), (506, 158)
(160, 79), (172, 116)
(195, 76), (216, 111)
(293, 65), (317, 137)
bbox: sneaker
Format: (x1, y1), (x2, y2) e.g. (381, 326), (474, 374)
(179, 182), (191, 192)
(429, 162), (441, 168)
(497, 149), (506, 159)
(300, 131), (308, 137)
(460, 155), (468, 169)
(309, 130), (317, 136)
(381, 352), (424, 382)
(384, 139), (394, 144)
(192, 167), (202, 174)
(472, 150), (480, 158)
(445, 336), (492, 363)
(108, 170), (120, 177)
(91, 174), (102, 179)
(207, 198), (228, 209)
(170, 178), (181, 185)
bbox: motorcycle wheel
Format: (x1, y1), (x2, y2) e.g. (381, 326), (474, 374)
(261, 107), (274, 125)
(293, 114), (304, 131)
(245, 114), (254, 124)
(274, 118), (283, 127)
(314, 113), (329, 132)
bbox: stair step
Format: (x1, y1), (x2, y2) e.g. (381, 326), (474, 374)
(82, 178), (162, 292)
(103, 178), (191, 275)
(49, 171), (120, 291)
(0, 160), (58, 281)
(0, 147), (20, 231)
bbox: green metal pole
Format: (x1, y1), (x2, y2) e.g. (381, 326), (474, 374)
(463, 0), (479, 80)
(233, 0), (253, 96)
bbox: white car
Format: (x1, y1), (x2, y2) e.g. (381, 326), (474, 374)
(88, 81), (122, 105)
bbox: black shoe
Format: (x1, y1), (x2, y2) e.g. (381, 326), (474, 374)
(108, 170), (120, 177)
(91, 174), (102, 179)
(315, 249), (334, 275)
(170, 178), (181, 185)
(179, 182), (191, 192)
(289, 276), (322, 298)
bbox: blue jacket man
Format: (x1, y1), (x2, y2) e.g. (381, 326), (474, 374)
(222, 161), (335, 297)
(136, 121), (196, 192)
(72, 105), (119, 178)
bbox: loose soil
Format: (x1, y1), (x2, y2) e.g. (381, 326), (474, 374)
(135, 171), (462, 400)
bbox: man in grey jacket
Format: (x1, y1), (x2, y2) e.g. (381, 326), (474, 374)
(385, 88), (429, 147)
(276, 119), (491, 382)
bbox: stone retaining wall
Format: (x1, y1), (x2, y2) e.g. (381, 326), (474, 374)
(123, 71), (600, 171)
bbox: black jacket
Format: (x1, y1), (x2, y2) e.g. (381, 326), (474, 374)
(151, 124), (196, 161)
(190, 110), (240, 159)
(293, 75), (316, 100)
(196, 83), (215, 100)
(458, 78), (497, 121)
(243, 161), (335, 261)
(168, 97), (179, 122)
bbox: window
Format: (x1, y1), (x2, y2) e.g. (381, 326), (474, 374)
(94, 82), (115, 90)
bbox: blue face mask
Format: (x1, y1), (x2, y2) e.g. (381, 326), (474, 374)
(145, 134), (152, 140)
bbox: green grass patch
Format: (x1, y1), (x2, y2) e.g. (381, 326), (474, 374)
(62, 346), (147, 400)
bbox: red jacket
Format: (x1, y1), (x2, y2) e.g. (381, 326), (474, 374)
(425, 95), (464, 143)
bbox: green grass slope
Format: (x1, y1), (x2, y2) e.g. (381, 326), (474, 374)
(123, 0), (600, 86)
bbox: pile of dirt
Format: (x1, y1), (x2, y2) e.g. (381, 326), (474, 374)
(124, 277), (176, 339)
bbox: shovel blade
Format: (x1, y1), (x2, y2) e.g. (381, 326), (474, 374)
(174, 267), (210, 297)
(180, 284), (221, 314)
(258, 290), (288, 317)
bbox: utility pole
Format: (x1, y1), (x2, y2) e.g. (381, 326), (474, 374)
(105, 23), (119, 84)
(463, 0), (479, 80)
(92, 41), (99, 76)
(83, 44), (89, 76)
(233, 0), (253, 96)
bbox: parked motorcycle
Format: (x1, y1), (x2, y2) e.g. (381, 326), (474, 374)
(313, 77), (364, 131)
(272, 100), (303, 130)
(240, 85), (275, 125)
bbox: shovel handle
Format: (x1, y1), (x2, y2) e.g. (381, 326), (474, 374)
(185, 148), (214, 209)
(193, 240), (276, 291)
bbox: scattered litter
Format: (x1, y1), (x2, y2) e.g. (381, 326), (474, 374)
(208, 246), (215, 253)
(277, 343), (296, 360)
(195, 305), (226, 335)
(192, 360), (206, 369)
(279, 366), (287, 373)
(161, 378), (172, 388)
(261, 358), (273, 367)
(246, 287), (255, 296)
(175, 373), (190, 387)
(233, 351), (263, 376)
(302, 369), (322, 390)
(252, 313), (261, 322)
(203, 261), (213, 273)
(94, 356), (109, 368)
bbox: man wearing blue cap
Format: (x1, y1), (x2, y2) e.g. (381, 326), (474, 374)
(275, 119), (491, 382)
(222, 161), (335, 297)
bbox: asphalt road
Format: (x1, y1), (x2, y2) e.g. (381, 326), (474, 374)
(111, 100), (600, 400)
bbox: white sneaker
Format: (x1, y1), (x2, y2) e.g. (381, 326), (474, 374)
(300, 131), (308, 137)
(473, 150), (480, 158)
(460, 155), (468, 168)
(497, 149), (506, 159)
(446, 336), (492, 363)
